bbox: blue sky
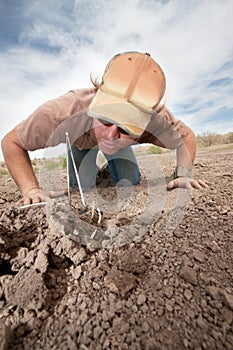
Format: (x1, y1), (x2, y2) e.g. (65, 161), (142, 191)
(0, 0), (233, 160)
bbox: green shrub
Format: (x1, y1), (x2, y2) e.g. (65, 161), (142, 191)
(147, 146), (163, 154)
(44, 158), (65, 171)
(33, 167), (39, 174)
(0, 169), (9, 176)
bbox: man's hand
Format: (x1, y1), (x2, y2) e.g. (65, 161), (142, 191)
(167, 177), (212, 190)
(17, 187), (65, 206)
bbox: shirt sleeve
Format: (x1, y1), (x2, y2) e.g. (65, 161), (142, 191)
(16, 100), (58, 151)
(16, 91), (81, 151)
(16, 89), (96, 151)
(139, 107), (185, 149)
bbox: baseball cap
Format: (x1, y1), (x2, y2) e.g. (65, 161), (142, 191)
(87, 51), (166, 137)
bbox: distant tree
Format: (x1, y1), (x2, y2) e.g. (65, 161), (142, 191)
(197, 131), (217, 147)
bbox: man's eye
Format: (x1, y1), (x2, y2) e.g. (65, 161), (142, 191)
(119, 128), (129, 135)
(98, 119), (130, 135)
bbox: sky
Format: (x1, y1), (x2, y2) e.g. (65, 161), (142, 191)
(0, 0), (233, 160)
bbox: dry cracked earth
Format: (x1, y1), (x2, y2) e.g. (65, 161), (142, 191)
(0, 146), (232, 350)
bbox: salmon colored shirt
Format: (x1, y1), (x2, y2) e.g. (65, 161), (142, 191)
(16, 88), (183, 151)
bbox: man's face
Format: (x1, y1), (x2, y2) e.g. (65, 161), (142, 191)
(93, 119), (136, 155)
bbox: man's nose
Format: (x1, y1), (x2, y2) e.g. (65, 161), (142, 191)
(106, 124), (120, 140)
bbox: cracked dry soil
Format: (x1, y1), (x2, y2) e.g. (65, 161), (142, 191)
(0, 147), (232, 350)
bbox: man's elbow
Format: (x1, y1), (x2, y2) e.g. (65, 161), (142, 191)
(1, 128), (22, 155)
(1, 133), (10, 152)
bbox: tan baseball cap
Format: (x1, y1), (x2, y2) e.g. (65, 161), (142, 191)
(87, 51), (166, 137)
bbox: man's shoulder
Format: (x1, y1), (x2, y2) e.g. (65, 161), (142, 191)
(58, 87), (96, 112)
(155, 106), (177, 123)
(66, 87), (96, 101)
(145, 106), (177, 133)
(137, 106), (184, 149)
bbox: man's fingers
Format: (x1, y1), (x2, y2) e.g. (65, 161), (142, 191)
(191, 180), (202, 189)
(22, 194), (48, 206)
(193, 180), (212, 189)
(31, 195), (49, 204)
(16, 189), (65, 207)
(167, 178), (192, 190)
(197, 180), (211, 188)
(198, 180), (209, 188)
(23, 197), (34, 206)
(16, 198), (24, 206)
(167, 178), (212, 190)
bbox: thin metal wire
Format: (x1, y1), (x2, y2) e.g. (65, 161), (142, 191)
(20, 202), (48, 209)
(65, 132), (86, 207)
(66, 132), (71, 206)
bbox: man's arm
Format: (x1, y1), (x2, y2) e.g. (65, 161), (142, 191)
(167, 126), (211, 190)
(176, 125), (196, 166)
(2, 128), (40, 194)
(1, 128), (64, 205)
(148, 122), (211, 190)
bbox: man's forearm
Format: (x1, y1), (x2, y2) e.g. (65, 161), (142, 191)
(1, 129), (39, 195)
(176, 127), (196, 167)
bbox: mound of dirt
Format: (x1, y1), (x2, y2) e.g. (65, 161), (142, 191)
(0, 148), (232, 350)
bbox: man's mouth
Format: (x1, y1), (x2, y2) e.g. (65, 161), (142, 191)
(102, 140), (118, 148)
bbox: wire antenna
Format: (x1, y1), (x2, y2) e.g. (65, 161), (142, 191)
(65, 132), (86, 207)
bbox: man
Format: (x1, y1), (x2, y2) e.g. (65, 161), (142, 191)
(1, 51), (210, 206)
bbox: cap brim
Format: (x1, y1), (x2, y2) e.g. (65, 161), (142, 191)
(87, 89), (152, 137)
